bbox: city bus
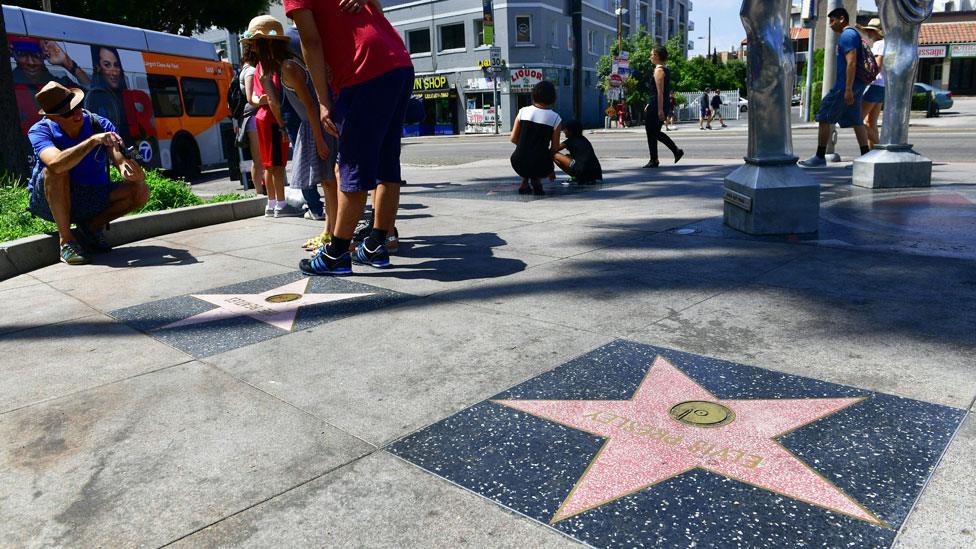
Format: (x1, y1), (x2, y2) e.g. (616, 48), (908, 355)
(4, 5), (235, 177)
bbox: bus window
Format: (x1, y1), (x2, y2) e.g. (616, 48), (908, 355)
(180, 77), (219, 117)
(147, 74), (182, 117)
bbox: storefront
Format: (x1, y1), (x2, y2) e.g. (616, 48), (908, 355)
(404, 74), (460, 137)
(509, 67), (544, 110)
(948, 43), (976, 95)
(463, 75), (503, 134)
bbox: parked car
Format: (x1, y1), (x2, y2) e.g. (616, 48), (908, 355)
(738, 98), (748, 112)
(791, 94), (801, 106)
(913, 83), (954, 111)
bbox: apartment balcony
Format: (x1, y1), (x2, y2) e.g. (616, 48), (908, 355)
(689, 20), (694, 31)
(688, 40), (694, 49)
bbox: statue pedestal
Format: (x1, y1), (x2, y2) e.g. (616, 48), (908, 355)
(723, 158), (820, 235)
(852, 145), (932, 189)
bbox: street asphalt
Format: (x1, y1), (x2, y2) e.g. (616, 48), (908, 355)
(1, 101), (974, 547)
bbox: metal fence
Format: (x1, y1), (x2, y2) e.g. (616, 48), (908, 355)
(675, 90), (742, 122)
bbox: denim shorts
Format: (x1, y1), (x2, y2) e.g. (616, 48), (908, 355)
(863, 84), (885, 105)
(816, 84), (867, 128)
(29, 170), (119, 224)
(333, 67), (414, 193)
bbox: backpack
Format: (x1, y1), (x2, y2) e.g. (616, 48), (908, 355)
(227, 69), (247, 122)
(847, 27), (880, 85)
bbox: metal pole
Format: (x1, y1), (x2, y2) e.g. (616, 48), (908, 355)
(802, 21), (816, 121)
(708, 17), (712, 61)
(493, 75), (499, 135)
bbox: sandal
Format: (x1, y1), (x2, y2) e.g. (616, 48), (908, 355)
(302, 232), (331, 251)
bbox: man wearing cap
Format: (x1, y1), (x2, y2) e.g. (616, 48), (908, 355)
(798, 7), (871, 168)
(27, 82), (149, 265)
(286, 0), (413, 274)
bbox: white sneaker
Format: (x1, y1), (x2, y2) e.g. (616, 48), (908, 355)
(304, 210), (325, 221)
(265, 205), (275, 217)
(274, 204), (304, 218)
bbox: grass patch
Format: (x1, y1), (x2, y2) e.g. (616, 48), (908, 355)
(1, 169), (250, 243)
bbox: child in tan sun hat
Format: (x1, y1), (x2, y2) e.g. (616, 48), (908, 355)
(859, 17), (885, 149)
(241, 15), (303, 218)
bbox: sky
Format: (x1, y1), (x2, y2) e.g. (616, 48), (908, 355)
(687, 0), (878, 58)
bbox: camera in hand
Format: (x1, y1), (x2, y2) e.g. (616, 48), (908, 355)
(118, 144), (145, 163)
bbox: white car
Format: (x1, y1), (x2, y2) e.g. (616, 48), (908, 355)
(738, 98), (748, 112)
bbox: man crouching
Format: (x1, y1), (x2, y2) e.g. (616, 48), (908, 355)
(27, 81), (148, 264)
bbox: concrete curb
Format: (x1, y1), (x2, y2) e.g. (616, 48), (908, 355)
(0, 196), (267, 281)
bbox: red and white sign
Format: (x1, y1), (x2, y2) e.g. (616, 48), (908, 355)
(510, 68), (543, 92)
(919, 45), (947, 58)
(609, 74), (623, 88)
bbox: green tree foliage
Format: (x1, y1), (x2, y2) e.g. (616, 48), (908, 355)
(6, 0), (271, 35)
(596, 31), (657, 106)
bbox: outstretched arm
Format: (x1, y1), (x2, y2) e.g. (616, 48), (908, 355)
(291, 8), (339, 137)
(282, 60), (330, 160)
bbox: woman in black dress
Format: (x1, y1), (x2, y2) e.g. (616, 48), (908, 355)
(644, 46), (684, 168)
(510, 81), (562, 195)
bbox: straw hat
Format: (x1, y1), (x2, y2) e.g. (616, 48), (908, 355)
(35, 81), (84, 116)
(240, 15), (290, 42)
(861, 18), (884, 38)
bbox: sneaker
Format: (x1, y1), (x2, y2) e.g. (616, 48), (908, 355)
(74, 223), (111, 253)
(304, 210), (325, 221)
(59, 241), (90, 265)
(721, 123), (727, 128)
(706, 125), (712, 130)
(674, 149), (685, 164)
(275, 204), (304, 218)
(642, 161), (660, 169)
(699, 127), (705, 131)
(300, 248), (352, 275)
(797, 155), (827, 168)
(353, 240), (391, 268)
(265, 204), (275, 217)
(385, 227), (400, 254)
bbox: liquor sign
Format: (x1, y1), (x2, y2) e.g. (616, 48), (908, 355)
(950, 43), (976, 58)
(510, 68), (543, 93)
(919, 45), (947, 58)
(482, 0), (494, 45)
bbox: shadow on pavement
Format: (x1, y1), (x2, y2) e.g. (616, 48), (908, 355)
(92, 245), (200, 269)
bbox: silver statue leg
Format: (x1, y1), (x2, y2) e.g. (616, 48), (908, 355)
(853, 0), (934, 188)
(724, 0), (819, 235)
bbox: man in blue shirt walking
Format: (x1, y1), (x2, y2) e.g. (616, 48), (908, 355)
(27, 81), (149, 264)
(799, 8), (870, 168)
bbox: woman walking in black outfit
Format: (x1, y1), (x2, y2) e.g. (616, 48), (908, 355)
(644, 46), (684, 168)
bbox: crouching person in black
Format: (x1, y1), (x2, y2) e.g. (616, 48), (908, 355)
(553, 119), (602, 184)
(27, 82), (148, 265)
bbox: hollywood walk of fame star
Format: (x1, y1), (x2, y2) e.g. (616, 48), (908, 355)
(158, 278), (371, 332)
(492, 356), (883, 526)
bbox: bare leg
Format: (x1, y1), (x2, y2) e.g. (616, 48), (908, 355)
(322, 179), (338, 236)
(246, 129), (265, 194)
(268, 166), (286, 203)
(372, 181), (399, 233)
(333, 190), (368, 240)
(42, 170), (75, 245)
(863, 102), (882, 148)
(554, 153), (573, 175)
(87, 180), (150, 230)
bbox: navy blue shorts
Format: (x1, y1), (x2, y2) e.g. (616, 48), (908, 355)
(816, 84), (866, 128)
(29, 170), (119, 224)
(863, 84), (885, 105)
(333, 67), (414, 193)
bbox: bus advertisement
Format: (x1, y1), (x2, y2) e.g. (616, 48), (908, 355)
(4, 5), (234, 178)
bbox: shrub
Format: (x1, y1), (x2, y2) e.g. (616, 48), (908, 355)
(109, 168), (205, 213)
(911, 93), (930, 111)
(809, 82), (823, 122)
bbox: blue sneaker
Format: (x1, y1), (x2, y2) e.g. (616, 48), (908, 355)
(300, 248), (352, 275)
(797, 155), (827, 168)
(353, 240), (391, 268)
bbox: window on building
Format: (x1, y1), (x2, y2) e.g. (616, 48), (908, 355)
(668, 18), (675, 35)
(407, 28), (431, 54)
(587, 30), (595, 53)
(640, 4), (648, 28)
(439, 23), (466, 51)
(656, 13), (663, 37)
(515, 15), (532, 44)
(180, 77), (219, 117)
(147, 74), (182, 117)
(680, 4), (686, 22)
(551, 21), (559, 48)
(567, 23), (573, 49)
(474, 19), (488, 47)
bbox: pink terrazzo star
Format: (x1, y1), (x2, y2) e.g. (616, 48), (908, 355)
(159, 278), (371, 332)
(492, 356), (882, 526)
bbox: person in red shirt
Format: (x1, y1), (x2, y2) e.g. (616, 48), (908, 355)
(288, 0), (414, 275)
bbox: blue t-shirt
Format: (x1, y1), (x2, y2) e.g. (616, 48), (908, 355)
(834, 27), (862, 91)
(28, 112), (116, 192)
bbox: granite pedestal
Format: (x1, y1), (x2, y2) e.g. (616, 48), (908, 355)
(723, 159), (820, 235)
(853, 146), (933, 189)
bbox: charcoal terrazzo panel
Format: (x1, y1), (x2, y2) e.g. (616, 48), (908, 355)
(389, 340), (966, 548)
(109, 271), (412, 358)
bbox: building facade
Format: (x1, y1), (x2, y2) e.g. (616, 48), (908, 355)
(386, 0), (692, 134)
(916, 9), (976, 95)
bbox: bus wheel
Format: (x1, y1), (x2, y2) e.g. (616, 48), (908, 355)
(171, 135), (201, 180)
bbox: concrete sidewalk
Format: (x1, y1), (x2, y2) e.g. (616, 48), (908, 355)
(1, 158), (974, 548)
